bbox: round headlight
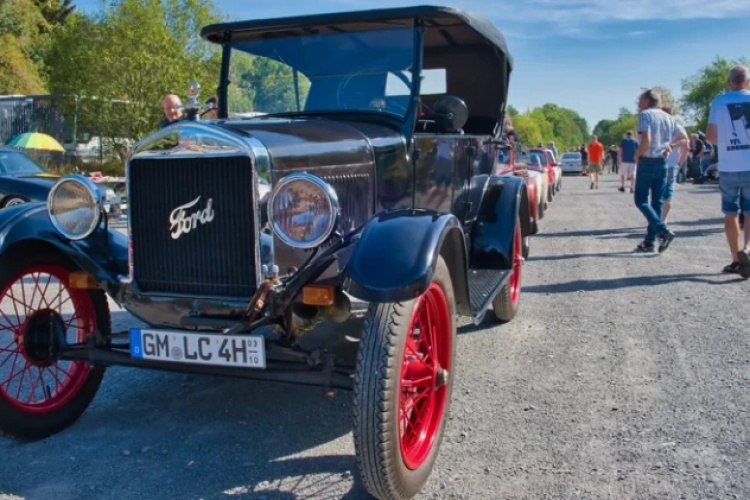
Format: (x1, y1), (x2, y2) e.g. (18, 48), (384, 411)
(268, 173), (339, 249)
(47, 175), (103, 240)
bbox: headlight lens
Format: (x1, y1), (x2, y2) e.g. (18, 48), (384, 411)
(268, 173), (339, 248)
(47, 175), (103, 240)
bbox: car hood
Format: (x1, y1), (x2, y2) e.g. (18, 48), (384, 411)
(4, 172), (60, 187)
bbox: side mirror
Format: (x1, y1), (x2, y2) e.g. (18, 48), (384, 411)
(433, 96), (469, 133)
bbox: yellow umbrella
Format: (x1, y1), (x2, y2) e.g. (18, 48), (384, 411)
(6, 132), (65, 153)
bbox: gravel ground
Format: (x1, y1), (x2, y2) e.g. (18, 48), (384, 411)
(1, 173), (749, 499)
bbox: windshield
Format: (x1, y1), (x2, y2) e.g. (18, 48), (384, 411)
(529, 151), (548, 167)
(227, 27), (416, 119)
(561, 152), (580, 160)
(0, 151), (45, 175)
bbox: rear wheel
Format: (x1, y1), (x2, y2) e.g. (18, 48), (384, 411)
(354, 256), (456, 500)
(0, 251), (109, 439)
(494, 220), (523, 322)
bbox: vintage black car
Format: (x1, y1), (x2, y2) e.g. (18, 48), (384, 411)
(0, 6), (529, 499)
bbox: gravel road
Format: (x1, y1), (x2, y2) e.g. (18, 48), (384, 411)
(2, 173), (750, 500)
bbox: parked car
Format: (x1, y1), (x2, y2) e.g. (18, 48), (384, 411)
(529, 147), (560, 201)
(0, 147), (122, 217)
(560, 151), (583, 174)
(519, 151), (549, 217)
(496, 142), (539, 250)
(0, 7), (527, 500)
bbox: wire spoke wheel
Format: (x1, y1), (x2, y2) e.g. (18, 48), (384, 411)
(354, 256), (456, 500)
(493, 218), (523, 322)
(0, 252), (108, 440)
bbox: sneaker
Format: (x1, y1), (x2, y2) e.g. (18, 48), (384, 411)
(630, 187), (634, 194)
(738, 249), (750, 279)
(590, 182), (594, 190)
(636, 241), (655, 253)
(618, 187), (625, 192)
(658, 230), (675, 253)
(723, 261), (740, 274)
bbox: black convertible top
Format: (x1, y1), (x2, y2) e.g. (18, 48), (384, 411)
(201, 5), (512, 69)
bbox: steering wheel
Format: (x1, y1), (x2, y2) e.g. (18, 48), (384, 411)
(336, 68), (410, 115)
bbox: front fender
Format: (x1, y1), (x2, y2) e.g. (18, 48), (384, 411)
(471, 175), (527, 269)
(345, 209), (471, 315)
(0, 203), (128, 300)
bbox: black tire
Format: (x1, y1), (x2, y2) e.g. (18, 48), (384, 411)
(0, 250), (109, 440)
(522, 235), (530, 260)
(2, 197), (26, 209)
(354, 256), (456, 500)
(494, 219), (523, 322)
(538, 198), (545, 219)
(547, 186), (553, 203)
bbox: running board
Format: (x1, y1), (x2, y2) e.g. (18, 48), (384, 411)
(467, 268), (512, 325)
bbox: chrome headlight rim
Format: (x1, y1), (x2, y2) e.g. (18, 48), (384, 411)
(47, 174), (103, 241)
(268, 172), (339, 249)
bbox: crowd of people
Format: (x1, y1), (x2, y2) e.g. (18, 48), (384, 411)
(558, 68), (750, 277)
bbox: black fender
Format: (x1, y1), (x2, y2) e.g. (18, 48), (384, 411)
(0, 203), (128, 300)
(345, 209), (472, 316)
(470, 175), (529, 269)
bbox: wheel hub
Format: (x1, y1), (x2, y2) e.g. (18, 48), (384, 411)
(22, 309), (67, 366)
(436, 367), (449, 388)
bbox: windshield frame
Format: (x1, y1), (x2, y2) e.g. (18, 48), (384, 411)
(0, 150), (46, 175)
(219, 26), (421, 123)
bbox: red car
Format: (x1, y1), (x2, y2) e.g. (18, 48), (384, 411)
(529, 147), (561, 203)
(496, 143), (537, 257)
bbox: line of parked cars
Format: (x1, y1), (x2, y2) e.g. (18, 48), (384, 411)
(496, 143), (563, 241)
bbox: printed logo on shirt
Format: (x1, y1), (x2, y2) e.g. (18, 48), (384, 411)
(727, 103), (750, 151)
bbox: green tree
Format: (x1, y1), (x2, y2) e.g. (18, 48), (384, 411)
(512, 114), (543, 146)
(48, 0), (222, 151)
(0, 0), (48, 94)
(681, 56), (750, 130)
(34, 0), (75, 30)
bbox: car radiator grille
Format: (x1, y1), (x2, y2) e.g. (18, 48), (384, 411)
(129, 155), (256, 297)
(319, 172), (373, 233)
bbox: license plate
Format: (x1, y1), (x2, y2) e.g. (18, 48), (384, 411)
(129, 328), (266, 369)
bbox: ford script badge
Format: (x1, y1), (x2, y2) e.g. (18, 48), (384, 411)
(169, 196), (215, 240)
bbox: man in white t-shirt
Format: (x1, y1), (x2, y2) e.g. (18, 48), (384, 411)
(707, 65), (750, 278)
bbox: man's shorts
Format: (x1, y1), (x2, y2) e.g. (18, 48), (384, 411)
(622, 162), (636, 179)
(719, 170), (750, 214)
(662, 167), (677, 202)
(588, 162), (602, 173)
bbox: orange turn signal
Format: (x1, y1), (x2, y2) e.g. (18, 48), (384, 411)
(69, 271), (98, 289)
(302, 285), (335, 306)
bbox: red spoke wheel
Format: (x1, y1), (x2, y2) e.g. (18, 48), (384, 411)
(354, 255), (456, 500)
(0, 251), (109, 439)
(493, 218), (523, 322)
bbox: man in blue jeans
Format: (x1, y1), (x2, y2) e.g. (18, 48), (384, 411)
(633, 89), (687, 253)
(706, 65), (750, 277)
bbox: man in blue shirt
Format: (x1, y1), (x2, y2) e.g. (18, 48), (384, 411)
(618, 131), (639, 193)
(633, 89), (687, 253)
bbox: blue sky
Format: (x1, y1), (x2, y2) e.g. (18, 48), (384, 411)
(75, 0), (749, 130)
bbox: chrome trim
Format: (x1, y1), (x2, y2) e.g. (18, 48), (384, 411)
(47, 174), (103, 241)
(245, 134), (272, 287)
(268, 172), (340, 250)
(126, 121), (264, 289)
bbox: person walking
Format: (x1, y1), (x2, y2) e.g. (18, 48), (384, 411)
(618, 132), (639, 193)
(579, 144), (588, 176)
(660, 107), (689, 222)
(633, 88), (686, 253)
(706, 65), (750, 277)
(586, 135), (604, 189)
(608, 145), (619, 175)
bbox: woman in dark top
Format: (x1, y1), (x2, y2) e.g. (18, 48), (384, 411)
(579, 145), (588, 175)
(608, 145), (618, 174)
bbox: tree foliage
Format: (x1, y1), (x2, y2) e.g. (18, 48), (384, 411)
(47, 0), (223, 148)
(681, 56), (750, 131)
(509, 104), (589, 149)
(0, 0), (51, 93)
